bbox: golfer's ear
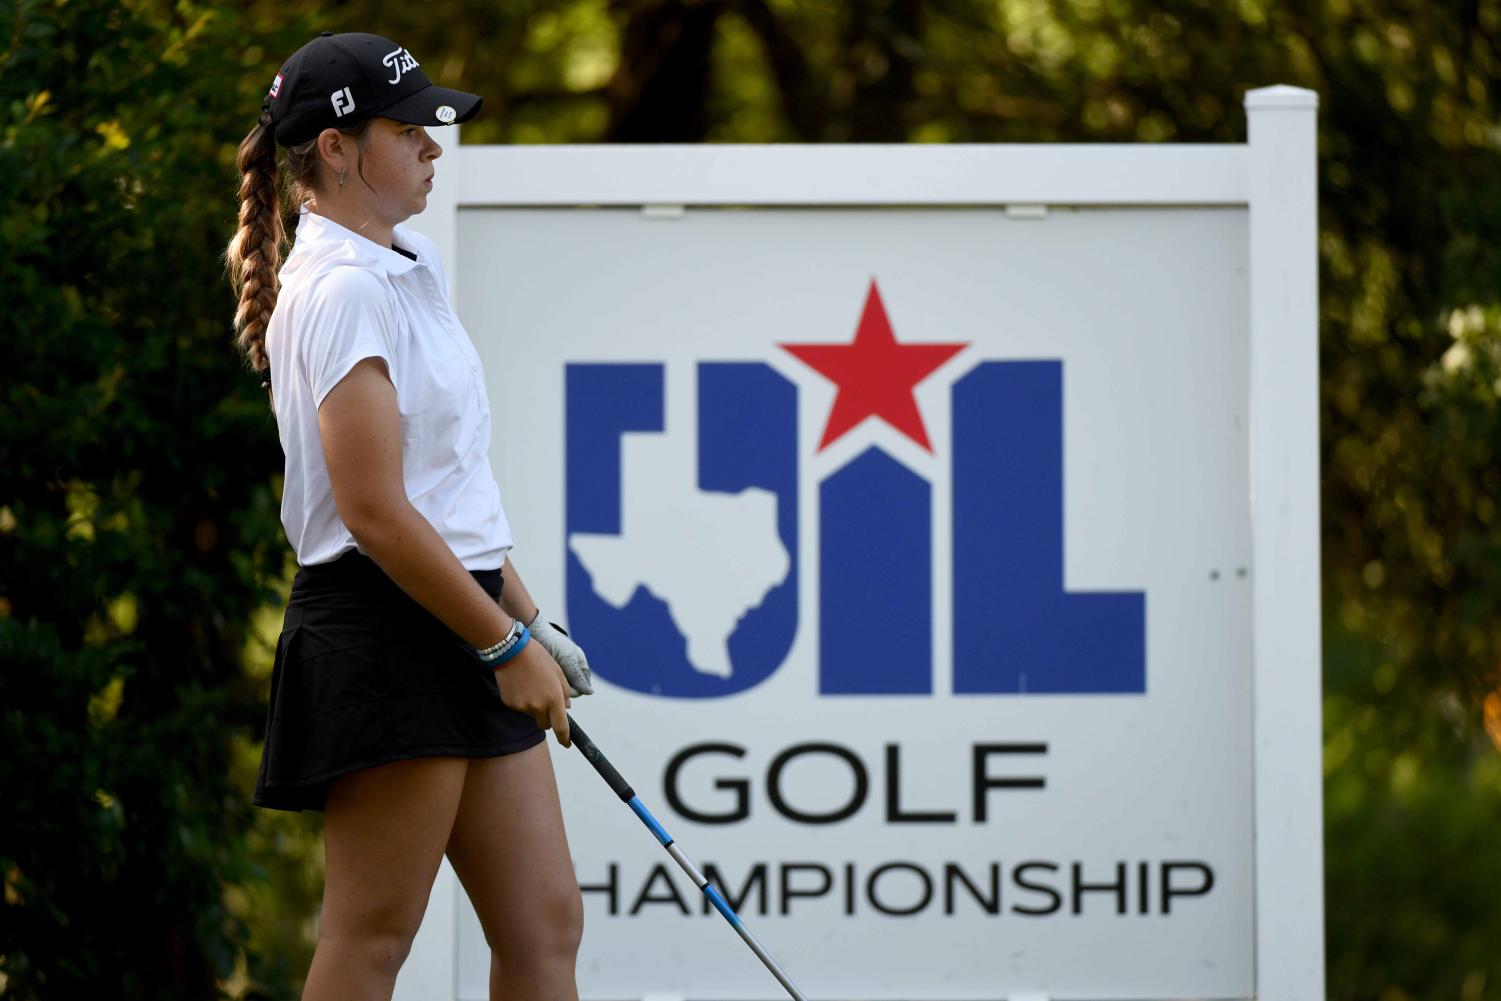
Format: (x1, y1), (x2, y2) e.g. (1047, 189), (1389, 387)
(314, 126), (352, 177)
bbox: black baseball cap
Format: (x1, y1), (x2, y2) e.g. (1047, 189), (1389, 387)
(262, 31), (481, 147)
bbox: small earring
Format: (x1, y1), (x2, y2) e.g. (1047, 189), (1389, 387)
(337, 170), (345, 193)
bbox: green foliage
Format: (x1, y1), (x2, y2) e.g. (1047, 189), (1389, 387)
(1324, 623), (1501, 1001)
(5, 0), (1500, 997)
(0, 0), (313, 996)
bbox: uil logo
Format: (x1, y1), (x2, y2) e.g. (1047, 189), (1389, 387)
(565, 280), (1147, 699)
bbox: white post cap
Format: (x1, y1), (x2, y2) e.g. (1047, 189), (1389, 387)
(1245, 84), (1319, 110)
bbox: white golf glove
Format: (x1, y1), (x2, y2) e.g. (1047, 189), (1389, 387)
(528, 610), (595, 697)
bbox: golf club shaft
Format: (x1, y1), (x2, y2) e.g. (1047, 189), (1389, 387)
(566, 715), (810, 1001)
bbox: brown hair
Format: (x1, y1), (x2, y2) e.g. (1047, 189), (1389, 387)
(224, 113), (373, 405)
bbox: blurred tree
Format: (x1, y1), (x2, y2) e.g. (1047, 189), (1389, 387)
(607, 0), (726, 139)
(0, 0), (313, 997)
(7, 0), (1500, 997)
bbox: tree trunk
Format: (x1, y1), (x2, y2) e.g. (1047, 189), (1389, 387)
(835, 0), (923, 142)
(606, 0), (729, 141)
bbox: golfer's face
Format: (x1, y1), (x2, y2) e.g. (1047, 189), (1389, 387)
(361, 117), (442, 220)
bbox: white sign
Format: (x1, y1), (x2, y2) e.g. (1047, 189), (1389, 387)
(398, 85), (1323, 1001)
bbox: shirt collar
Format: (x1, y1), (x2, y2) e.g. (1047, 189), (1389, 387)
(293, 201), (422, 277)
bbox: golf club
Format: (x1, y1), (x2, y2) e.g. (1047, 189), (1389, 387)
(566, 714), (810, 1001)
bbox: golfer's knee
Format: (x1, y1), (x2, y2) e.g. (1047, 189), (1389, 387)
(555, 884), (584, 956)
(494, 883), (583, 967)
(317, 902), (425, 976)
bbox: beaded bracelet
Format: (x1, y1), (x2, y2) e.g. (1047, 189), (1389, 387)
(478, 625), (531, 667)
(477, 616), (523, 660)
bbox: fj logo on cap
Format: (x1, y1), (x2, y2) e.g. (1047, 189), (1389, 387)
(269, 73), (283, 99)
(435, 105), (456, 124)
(331, 87), (356, 117)
(382, 46), (420, 85)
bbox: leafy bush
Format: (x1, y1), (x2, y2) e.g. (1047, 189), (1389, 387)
(0, 2), (313, 996)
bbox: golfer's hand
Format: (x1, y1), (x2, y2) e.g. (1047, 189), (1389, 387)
(493, 642), (572, 746)
(528, 610), (594, 697)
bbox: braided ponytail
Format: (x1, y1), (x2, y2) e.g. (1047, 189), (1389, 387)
(225, 109), (374, 407)
(226, 111), (285, 404)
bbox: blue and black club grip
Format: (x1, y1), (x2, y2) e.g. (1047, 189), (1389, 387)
(566, 715), (635, 801)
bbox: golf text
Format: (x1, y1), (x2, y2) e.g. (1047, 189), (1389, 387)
(661, 740), (1047, 824)
(576, 740), (1219, 919)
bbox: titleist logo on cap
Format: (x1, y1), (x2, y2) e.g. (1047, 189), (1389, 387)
(382, 46), (419, 85)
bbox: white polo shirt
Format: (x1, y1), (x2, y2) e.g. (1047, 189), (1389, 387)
(266, 202), (514, 569)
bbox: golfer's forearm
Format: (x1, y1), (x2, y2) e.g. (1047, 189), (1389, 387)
(347, 502), (514, 649)
(497, 556), (540, 625)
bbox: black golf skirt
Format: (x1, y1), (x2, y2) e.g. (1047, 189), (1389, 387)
(253, 549), (544, 812)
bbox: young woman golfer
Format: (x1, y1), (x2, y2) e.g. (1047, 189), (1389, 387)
(225, 31), (591, 1001)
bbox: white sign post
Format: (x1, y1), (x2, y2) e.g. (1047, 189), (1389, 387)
(397, 85), (1323, 1001)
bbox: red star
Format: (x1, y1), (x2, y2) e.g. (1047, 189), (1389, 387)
(780, 280), (967, 452)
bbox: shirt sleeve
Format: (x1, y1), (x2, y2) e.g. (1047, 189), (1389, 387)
(299, 267), (401, 409)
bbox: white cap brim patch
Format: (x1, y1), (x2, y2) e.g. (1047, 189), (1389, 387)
(435, 105), (456, 124)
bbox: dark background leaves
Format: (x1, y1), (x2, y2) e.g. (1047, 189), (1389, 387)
(2, 1), (1498, 998)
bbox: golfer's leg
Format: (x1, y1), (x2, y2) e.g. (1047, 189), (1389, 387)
(445, 741), (583, 1001)
(302, 756), (470, 1001)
